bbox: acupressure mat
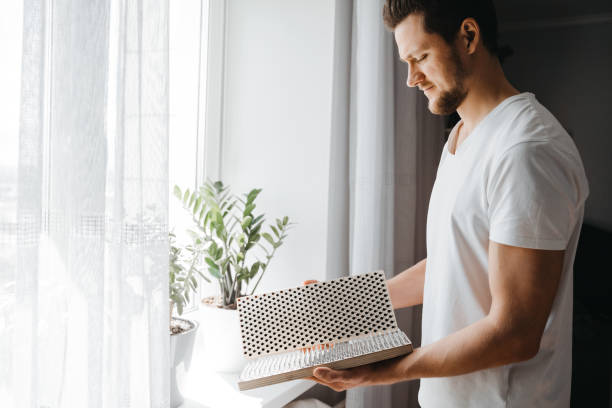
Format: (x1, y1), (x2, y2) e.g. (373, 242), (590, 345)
(237, 271), (413, 390)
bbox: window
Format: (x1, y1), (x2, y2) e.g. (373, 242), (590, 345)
(169, 0), (213, 307)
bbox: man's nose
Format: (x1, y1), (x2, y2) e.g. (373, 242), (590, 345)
(406, 64), (424, 88)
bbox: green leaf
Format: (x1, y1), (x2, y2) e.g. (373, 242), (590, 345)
(283, 216), (289, 226)
(208, 266), (221, 279)
(183, 189), (190, 205)
(193, 196), (203, 215)
(262, 232), (275, 246)
(241, 216), (253, 230)
(203, 212), (211, 229)
(246, 188), (261, 204)
(189, 191), (197, 208)
(173, 185), (182, 200)
(252, 214), (264, 226)
(205, 257), (217, 269)
(215, 247), (223, 260)
(250, 262), (261, 278)
(243, 203), (255, 216)
(251, 223), (262, 237)
(270, 225), (279, 238)
(215, 224), (224, 239)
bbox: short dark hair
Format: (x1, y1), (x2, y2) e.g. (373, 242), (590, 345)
(382, 0), (499, 56)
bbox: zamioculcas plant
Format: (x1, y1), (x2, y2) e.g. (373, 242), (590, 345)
(173, 180), (291, 309)
(169, 231), (207, 333)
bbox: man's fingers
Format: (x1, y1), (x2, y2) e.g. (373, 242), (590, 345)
(302, 280), (318, 285)
(313, 367), (344, 382)
(307, 376), (329, 386)
(309, 367), (364, 392)
(308, 375), (347, 392)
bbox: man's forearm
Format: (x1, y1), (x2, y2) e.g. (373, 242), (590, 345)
(386, 258), (426, 309)
(391, 315), (535, 382)
(310, 313), (536, 391)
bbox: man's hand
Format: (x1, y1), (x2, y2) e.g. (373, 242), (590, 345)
(309, 366), (369, 392)
(309, 357), (406, 391)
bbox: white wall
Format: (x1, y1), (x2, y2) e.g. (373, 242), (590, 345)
(217, 0), (339, 294)
(500, 22), (612, 230)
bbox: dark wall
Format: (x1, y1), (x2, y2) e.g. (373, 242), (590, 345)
(496, 10), (612, 407)
(499, 22), (612, 231)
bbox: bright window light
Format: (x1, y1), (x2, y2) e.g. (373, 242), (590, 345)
(169, 0), (210, 308)
(169, 0), (208, 238)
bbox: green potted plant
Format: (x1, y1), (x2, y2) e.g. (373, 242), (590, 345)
(169, 232), (204, 407)
(173, 180), (291, 372)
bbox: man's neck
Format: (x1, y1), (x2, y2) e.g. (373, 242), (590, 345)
(456, 58), (519, 137)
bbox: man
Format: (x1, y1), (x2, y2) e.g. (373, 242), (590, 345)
(309, 1), (589, 406)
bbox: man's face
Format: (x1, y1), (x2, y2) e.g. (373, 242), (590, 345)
(394, 13), (468, 115)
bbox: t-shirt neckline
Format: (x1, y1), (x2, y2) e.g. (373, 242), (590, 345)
(447, 92), (533, 157)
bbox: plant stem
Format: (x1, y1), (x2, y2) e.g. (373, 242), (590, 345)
(249, 244), (279, 295)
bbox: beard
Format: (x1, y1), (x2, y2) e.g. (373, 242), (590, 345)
(428, 46), (468, 115)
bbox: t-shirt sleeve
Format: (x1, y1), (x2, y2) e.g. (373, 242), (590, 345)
(487, 141), (585, 250)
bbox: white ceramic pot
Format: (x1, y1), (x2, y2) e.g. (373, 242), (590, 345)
(197, 303), (247, 373)
(170, 318), (199, 408)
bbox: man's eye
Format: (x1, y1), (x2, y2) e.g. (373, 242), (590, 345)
(417, 54), (428, 62)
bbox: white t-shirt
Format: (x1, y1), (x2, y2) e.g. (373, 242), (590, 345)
(418, 93), (589, 408)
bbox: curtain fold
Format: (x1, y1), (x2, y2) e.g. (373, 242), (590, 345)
(345, 1), (395, 406)
(328, 1), (444, 407)
(0, 0), (170, 406)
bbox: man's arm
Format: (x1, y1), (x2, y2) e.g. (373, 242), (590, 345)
(386, 258), (426, 309)
(311, 242), (564, 391)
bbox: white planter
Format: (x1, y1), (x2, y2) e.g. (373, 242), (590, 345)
(170, 318), (199, 408)
(197, 303), (247, 373)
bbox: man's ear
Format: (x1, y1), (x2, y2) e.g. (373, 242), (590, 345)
(460, 18), (480, 55)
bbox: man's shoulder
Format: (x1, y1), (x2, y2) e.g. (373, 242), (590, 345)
(493, 93), (575, 157)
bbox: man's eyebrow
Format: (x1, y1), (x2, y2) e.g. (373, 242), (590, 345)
(400, 48), (423, 62)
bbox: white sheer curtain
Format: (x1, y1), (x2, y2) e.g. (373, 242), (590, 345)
(327, 1), (444, 407)
(0, 0), (170, 407)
